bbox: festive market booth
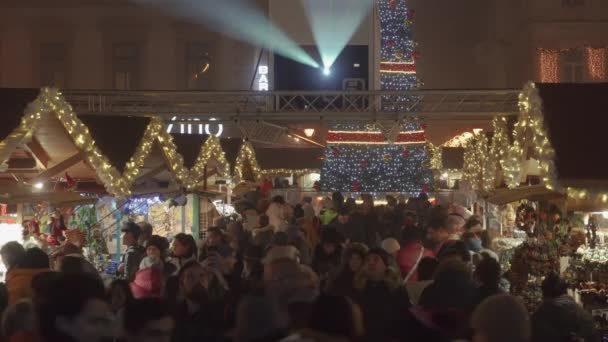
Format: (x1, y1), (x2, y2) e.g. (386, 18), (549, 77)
(461, 82), (608, 313)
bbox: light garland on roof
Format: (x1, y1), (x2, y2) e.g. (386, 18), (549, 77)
(156, 132), (230, 190)
(234, 141), (261, 183)
(502, 82), (556, 190)
(0, 88), (160, 197)
(442, 132), (475, 148)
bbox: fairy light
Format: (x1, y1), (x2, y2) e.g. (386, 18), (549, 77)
(234, 141), (262, 183)
(442, 132), (475, 148)
(462, 132), (489, 190)
(502, 82), (556, 190)
(538, 49), (560, 83)
(586, 47), (607, 80)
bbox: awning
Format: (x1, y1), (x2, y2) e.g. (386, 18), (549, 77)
(480, 185), (566, 206)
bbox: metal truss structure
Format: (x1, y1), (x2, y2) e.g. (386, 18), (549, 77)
(63, 89), (521, 122)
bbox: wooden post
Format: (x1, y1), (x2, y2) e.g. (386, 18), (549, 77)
(203, 164), (208, 191)
(192, 194), (200, 239)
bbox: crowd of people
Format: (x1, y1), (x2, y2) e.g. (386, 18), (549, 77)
(0, 190), (600, 342)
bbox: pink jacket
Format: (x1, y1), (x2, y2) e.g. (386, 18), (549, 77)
(397, 242), (434, 282)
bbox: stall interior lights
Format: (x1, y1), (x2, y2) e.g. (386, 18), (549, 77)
(538, 49), (560, 83)
(303, 128), (315, 138)
(586, 47), (607, 80)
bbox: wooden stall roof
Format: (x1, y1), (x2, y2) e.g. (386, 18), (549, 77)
(255, 147), (324, 170)
(480, 185), (566, 206)
(538, 83), (608, 189)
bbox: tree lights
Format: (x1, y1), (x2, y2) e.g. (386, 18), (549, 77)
(319, 1), (432, 194)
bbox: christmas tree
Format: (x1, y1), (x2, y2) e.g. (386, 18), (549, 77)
(320, 0), (432, 193)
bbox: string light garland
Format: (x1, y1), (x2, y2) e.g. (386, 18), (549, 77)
(462, 133), (489, 190)
(156, 132), (230, 190)
(586, 47), (608, 80)
(326, 130), (426, 144)
(538, 48), (560, 83)
(502, 82), (556, 190)
(428, 142), (443, 170)
(484, 116), (510, 190)
(442, 132), (475, 148)
(234, 141), (262, 183)
(0, 88), (160, 197)
(261, 168), (320, 177)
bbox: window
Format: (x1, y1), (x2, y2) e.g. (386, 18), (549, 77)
(40, 43), (66, 88)
(562, 0), (585, 6)
(185, 43), (211, 90)
(561, 49), (585, 82)
(113, 44), (139, 90)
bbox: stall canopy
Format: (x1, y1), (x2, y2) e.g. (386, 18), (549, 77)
(256, 148), (324, 176)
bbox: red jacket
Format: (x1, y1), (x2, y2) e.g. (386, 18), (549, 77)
(396, 242), (434, 282)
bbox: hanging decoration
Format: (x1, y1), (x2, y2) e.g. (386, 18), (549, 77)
(326, 130), (426, 144)
(502, 82), (556, 190)
(538, 48), (560, 83)
(427, 143), (442, 170)
(586, 47), (608, 80)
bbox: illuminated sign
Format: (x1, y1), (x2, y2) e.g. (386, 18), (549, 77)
(166, 117), (223, 137)
(258, 65), (269, 91)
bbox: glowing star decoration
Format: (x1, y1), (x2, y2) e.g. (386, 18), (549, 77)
(258, 65), (269, 91)
(0, 87), (160, 197)
(502, 82), (556, 190)
(538, 49), (560, 83)
(586, 47), (607, 80)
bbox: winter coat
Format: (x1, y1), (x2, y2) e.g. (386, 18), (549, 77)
(7, 268), (50, 305)
(531, 295), (600, 342)
(130, 267), (163, 299)
(352, 268), (411, 341)
(397, 241), (434, 281)
(122, 244), (144, 282)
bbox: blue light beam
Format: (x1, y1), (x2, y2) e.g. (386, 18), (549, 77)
(302, 0), (373, 69)
(136, 0), (319, 68)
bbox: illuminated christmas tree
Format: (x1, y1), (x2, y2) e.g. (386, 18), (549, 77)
(320, 0), (432, 193)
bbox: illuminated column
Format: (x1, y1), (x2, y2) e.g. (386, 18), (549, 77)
(586, 47), (607, 81)
(538, 49), (560, 83)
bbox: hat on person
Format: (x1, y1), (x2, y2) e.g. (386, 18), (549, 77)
(130, 267), (162, 299)
(367, 247), (390, 268)
(121, 222), (141, 238)
(263, 245), (300, 264)
(381, 238), (401, 255)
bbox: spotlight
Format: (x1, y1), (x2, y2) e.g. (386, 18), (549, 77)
(34, 182), (44, 190)
(322, 67), (331, 76)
